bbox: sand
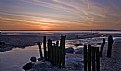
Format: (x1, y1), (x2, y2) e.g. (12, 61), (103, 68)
(100, 38), (121, 71)
(1, 33), (121, 71)
(26, 38), (121, 71)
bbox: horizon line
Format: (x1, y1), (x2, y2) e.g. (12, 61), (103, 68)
(1, 29), (121, 31)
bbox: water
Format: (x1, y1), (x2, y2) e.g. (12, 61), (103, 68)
(0, 45), (39, 71)
(0, 37), (104, 71)
(0, 31), (121, 71)
(1, 30), (121, 35)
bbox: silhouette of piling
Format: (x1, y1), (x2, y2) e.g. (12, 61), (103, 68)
(43, 36), (47, 60)
(53, 43), (56, 66)
(84, 45), (87, 71)
(107, 35), (114, 58)
(51, 43), (55, 65)
(92, 47), (96, 71)
(37, 42), (43, 60)
(96, 47), (100, 71)
(47, 39), (52, 62)
(58, 46), (62, 68)
(60, 36), (66, 67)
(84, 45), (100, 71)
(100, 38), (105, 57)
(88, 44), (92, 71)
(37, 36), (66, 68)
(55, 41), (59, 66)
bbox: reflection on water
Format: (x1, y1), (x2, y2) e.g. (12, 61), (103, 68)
(0, 37), (104, 71)
(0, 46), (39, 71)
(2, 31), (121, 35)
(0, 36), (120, 71)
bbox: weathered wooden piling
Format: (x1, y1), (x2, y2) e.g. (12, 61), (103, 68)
(55, 41), (59, 67)
(91, 47), (96, 71)
(107, 35), (114, 58)
(51, 43), (55, 65)
(37, 42), (43, 60)
(60, 36), (66, 67)
(58, 46), (62, 68)
(43, 36), (47, 60)
(88, 44), (92, 71)
(47, 39), (52, 61)
(38, 36), (66, 68)
(96, 47), (100, 71)
(100, 38), (105, 57)
(84, 45), (100, 71)
(53, 43), (56, 66)
(84, 45), (87, 71)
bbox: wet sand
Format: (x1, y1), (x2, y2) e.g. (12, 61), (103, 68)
(0, 33), (102, 52)
(1, 33), (121, 71)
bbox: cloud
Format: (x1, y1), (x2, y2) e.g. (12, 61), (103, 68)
(0, 0), (121, 30)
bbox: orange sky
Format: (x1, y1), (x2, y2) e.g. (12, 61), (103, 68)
(0, 0), (121, 30)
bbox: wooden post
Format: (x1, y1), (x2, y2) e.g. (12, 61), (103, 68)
(55, 41), (59, 67)
(84, 45), (87, 71)
(51, 43), (55, 66)
(60, 36), (66, 67)
(53, 43), (56, 66)
(107, 35), (113, 58)
(88, 44), (92, 71)
(48, 39), (52, 61)
(43, 36), (47, 60)
(92, 47), (96, 71)
(100, 38), (105, 57)
(96, 47), (100, 71)
(37, 42), (43, 60)
(58, 46), (62, 68)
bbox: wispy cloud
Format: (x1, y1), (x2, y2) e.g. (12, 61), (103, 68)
(0, 0), (121, 30)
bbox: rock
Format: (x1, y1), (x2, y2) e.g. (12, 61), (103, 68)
(75, 48), (83, 54)
(65, 47), (74, 54)
(30, 57), (37, 62)
(23, 62), (34, 70)
(0, 41), (5, 46)
(66, 61), (83, 70)
(27, 61), (53, 71)
(35, 61), (53, 70)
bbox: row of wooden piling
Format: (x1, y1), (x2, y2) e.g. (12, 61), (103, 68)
(37, 36), (66, 68)
(37, 35), (101, 70)
(84, 44), (100, 71)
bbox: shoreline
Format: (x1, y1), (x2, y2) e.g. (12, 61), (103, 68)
(0, 33), (102, 52)
(0, 33), (121, 71)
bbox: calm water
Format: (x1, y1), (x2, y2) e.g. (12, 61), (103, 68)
(0, 45), (39, 71)
(1, 30), (121, 35)
(0, 31), (121, 71)
(0, 37), (105, 71)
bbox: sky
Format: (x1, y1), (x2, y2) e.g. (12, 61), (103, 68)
(0, 0), (121, 30)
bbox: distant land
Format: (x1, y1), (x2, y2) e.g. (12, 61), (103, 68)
(1, 29), (121, 31)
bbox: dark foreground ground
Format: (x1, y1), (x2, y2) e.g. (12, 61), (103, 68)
(24, 38), (121, 71)
(1, 33), (121, 71)
(101, 38), (121, 71)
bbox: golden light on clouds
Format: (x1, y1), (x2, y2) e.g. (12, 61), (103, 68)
(41, 26), (50, 30)
(0, 0), (121, 30)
